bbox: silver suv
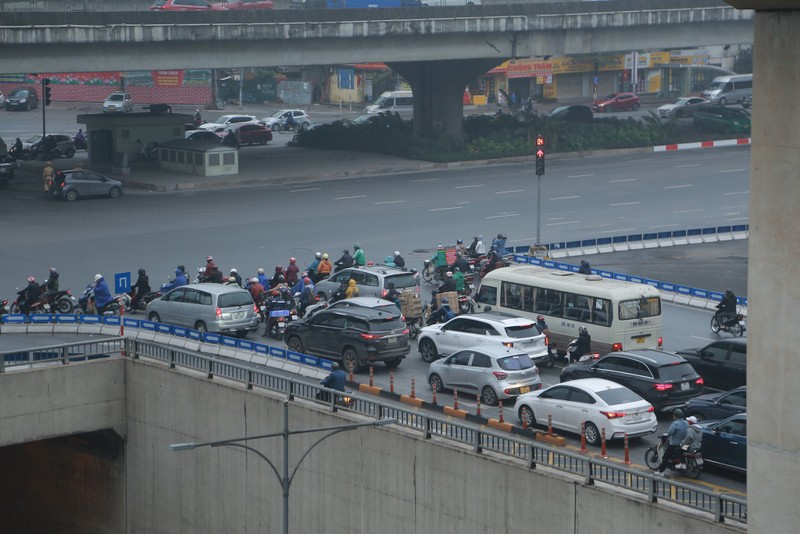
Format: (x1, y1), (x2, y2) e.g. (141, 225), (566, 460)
(418, 311), (549, 365)
(146, 283), (259, 337)
(315, 266), (417, 300)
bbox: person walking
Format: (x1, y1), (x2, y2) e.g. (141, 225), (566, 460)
(42, 161), (55, 197)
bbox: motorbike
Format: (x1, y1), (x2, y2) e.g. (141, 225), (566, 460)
(126, 290), (160, 313)
(422, 259), (446, 284)
(563, 331), (599, 366)
(274, 118), (299, 134)
(644, 433), (703, 479)
(77, 285), (121, 315)
(9, 290), (51, 314)
(0, 298), (10, 316)
(266, 308), (293, 340)
(710, 311), (746, 337)
(42, 289), (77, 314)
(457, 291), (475, 315)
(405, 316), (422, 340)
(73, 135), (88, 151)
(316, 388), (354, 408)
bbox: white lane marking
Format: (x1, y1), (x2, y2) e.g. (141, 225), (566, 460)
(550, 195), (580, 200)
(676, 164), (701, 168)
(567, 173), (595, 178)
(486, 213), (520, 219)
(599, 228), (636, 233)
(722, 191), (748, 196)
(609, 201), (641, 206)
(609, 178), (637, 183)
(548, 217), (566, 221)
(375, 200), (407, 205)
(290, 187), (320, 192)
(547, 220), (581, 226)
(335, 195), (367, 200)
(495, 189), (525, 194)
(650, 224), (679, 229)
(689, 335), (715, 342)
(664, 184), (693, 190)
(410, 178), (438, 182)
(673, 209), (704, 214)
(456, 201), (470, 205)
(456, 184), (485, 189)
(719, 168), (746, 173)
(429, 206), (462, 212)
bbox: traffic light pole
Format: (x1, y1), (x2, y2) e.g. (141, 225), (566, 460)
(41, 78), (46, 141)
(536, 173), (542, 245)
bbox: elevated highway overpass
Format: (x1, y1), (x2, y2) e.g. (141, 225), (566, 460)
(0, 0), (753, 134)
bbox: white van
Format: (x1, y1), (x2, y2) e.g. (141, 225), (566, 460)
(364, 90), (413, 114)
(702, 74), (752, 105)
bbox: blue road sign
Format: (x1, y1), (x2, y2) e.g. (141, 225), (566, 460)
(115, 272), (131, 294)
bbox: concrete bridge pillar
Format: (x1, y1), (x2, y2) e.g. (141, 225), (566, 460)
(388, 59), (503, 137)
(726, 2), (800, 532)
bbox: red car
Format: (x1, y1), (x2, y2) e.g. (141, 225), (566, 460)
(224, 123), (273, 145)
(592, 92), (641, 113)
(151, 0), (228, 10)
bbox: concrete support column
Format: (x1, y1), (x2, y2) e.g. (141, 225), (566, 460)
(736, 6), (800, 532)
(388, 59), (502, 137)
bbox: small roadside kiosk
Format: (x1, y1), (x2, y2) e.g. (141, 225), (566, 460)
(155, 140), (238, 177)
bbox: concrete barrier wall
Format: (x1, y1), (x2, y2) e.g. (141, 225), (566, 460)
(126, 359), (744, 534)
(0, 358), (126, 448)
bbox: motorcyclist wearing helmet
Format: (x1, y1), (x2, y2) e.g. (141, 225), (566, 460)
(655, 409), (689, 475)
(307, 252), (322, 280)
(578, 260), (592, 275)
(492, 233), (507, 254)
(352, 243), (366, 267)
(455, 239), (466, 256)
(227, 268), (242, 287)
(437, 271), (457, 294)
(570, 327), (592, 363)
(715, 288), (738, 326)
(93, 274), (113, 314)
(334, 249), (353, 273)
(41, 267), (60, 301)
(269, 266), (284, 289)
(299, 277), (316, 317)
(162, 267), (188, 293)
(18, 276), (43, 314)
(428, 296), (455, 325)
(449, 250), (470, 275)
(329, 279), (349, 304)
(249, 277), (266, 303)
(452, 267), (466, 293)
(261, 287), (294, 337)
(315, 253), (332, 282)
(681, 416), (703, 453)
(205, 256), (218, 275)
(392, 250), (405, 269)
(285, 257), (300, 285)
(129, 268), (151, 310)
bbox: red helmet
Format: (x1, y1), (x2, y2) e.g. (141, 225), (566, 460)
(27, 276), (35, 283)
(206, 256), (213, 262)
(289, 257), (296, 264)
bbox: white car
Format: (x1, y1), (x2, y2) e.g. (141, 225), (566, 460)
(427, 345), (541, 406)
(657, 97), (711, 119)
(261, 109), (311, 131)
(514, 378), (657, 446)
(102, 92), (133, 113)
(0, 90), (5, 106)
(199, 114), (261, 131)
(417, 311), (549, 365)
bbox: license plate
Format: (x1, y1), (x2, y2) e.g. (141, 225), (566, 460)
(233, 311), (246, 319)
(519, 386), (531, 394)
(522, 340), (534, 348)
(386, 336), (397, 344)
(680, 382), (690, 391)
(630, 412), (642, 422)
(635, 337), (645, 344)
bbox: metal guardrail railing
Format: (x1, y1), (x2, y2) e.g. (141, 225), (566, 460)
(1, 335), (747, 525)
(0, 336), (125, 373)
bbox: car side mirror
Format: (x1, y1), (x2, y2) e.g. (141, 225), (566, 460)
(699, 350), (711, 360)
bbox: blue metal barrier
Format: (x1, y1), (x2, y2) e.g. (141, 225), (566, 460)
(204, 333), (221, 344)
(56, 314), (79, 323)
(103, 316), (121, 326)
(220, 336), (238, 348)
(29, 314), (54, 323)
(172, 326), (188, 338)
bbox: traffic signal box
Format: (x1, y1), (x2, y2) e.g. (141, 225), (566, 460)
(43, 78), (52, 106)
(535, 134), (545, 176)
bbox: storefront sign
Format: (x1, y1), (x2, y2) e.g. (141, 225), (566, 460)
(507, 59), (552, 79)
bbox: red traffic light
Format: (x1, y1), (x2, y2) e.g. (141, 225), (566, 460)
(535, 135), (545, 147)
(536, 149), (544, 158)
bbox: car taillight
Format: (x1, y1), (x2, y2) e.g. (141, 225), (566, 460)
(501, 342), (513, 348)
(600, 410), (626, 419)
(658, 337), (663, 348)
(66, 289), (72, 294)
(654, 383), (673, 391)
(695, 377), (704, 386)
(611, 342), (623, 352)
(254, 304), (259, 313)
(215, 307), (222, 318)
(647, 406), (655, 413)
(381, 289), (388, 297)
(402, 328), (409, 335)
(492, 371), (508, 380)
(360, 333), (380, 340)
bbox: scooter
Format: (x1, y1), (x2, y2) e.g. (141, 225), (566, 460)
(563, 330), (599, 366)
(644, 434), (703, 479)
(77, 285), (121, 315)
(710, 311), (746, 337)
(316, 388), (354, 408)
(126, 290), (160, 313)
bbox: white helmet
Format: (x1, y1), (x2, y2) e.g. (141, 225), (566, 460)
(257, 267), (265, 274)
(230, 268), (237, 273)
(394, 251), (400, 256)
(251, 277), (259, 284)
(94, 274), (103, 282)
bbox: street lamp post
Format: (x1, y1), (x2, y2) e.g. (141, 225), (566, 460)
(170, 400), (397, 534)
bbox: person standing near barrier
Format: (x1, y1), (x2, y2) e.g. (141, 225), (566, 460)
(42, 161), (54, 197)
(578, 260), (592, 275)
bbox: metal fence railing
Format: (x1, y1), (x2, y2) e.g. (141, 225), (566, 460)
(0, 335), (747, 525)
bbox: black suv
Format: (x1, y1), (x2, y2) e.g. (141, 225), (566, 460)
(560, 349), (704, 411)
(284, 306), (410, 373)
(675, 338), (746, 390)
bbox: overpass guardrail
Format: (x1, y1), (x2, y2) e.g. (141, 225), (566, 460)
(0, 334), (747, 525)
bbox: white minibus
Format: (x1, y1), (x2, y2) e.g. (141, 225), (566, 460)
(475, 265), (663, 355)
(701, 74), (753, 105)
(364, 90), (413, 114)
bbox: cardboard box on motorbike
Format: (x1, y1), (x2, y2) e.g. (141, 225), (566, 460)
(436, 291), (460, 315)
(399, 292), (422, 318)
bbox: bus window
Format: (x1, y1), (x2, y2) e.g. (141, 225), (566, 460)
(534, 287), (561, 314)
(476, 284), (497, 305)
(591, 298), (611, 326)
(501, 282), (524, 310)
(619, 297), (661, 320)
(521, 285), (535, 312)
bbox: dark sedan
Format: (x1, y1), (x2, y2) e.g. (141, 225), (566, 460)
(676, 338), (746, 390)
(699, 413), (747, 473)
(684, 386), (746, 422)
(547, 105), (593, 123)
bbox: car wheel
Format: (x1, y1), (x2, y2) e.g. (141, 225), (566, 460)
(56, 297), (74, 314)
(194, 321), (208, 333)
(259, 136), (267, 145)
(65, 190), (78, 202)
(148, 312), (161, 323)
(710, 316), (721, 334)
(109, 186), (122, 199)
(644, 446), (661, 469)
(481, 386), (498, 406)
(287, 336), (304, 353)
(675, 109), (684, 118)
(719, 97), (728, 106)
(419, 338), (439, 363)
(384, 357), (402, 369)
(632, 103), (640, 111)
(64, 149), (75, 158)
(301, 122), (310, 129)
(342, 348), (360, 373)
(518, 405), (535, 428)
(428, 373), (444, 393)
(272, 123), (282, 132)
(584, 422), (600, 446)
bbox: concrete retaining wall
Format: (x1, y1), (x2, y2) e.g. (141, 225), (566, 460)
(126, 359), (744, 534)
(0, 358), (126, 448)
